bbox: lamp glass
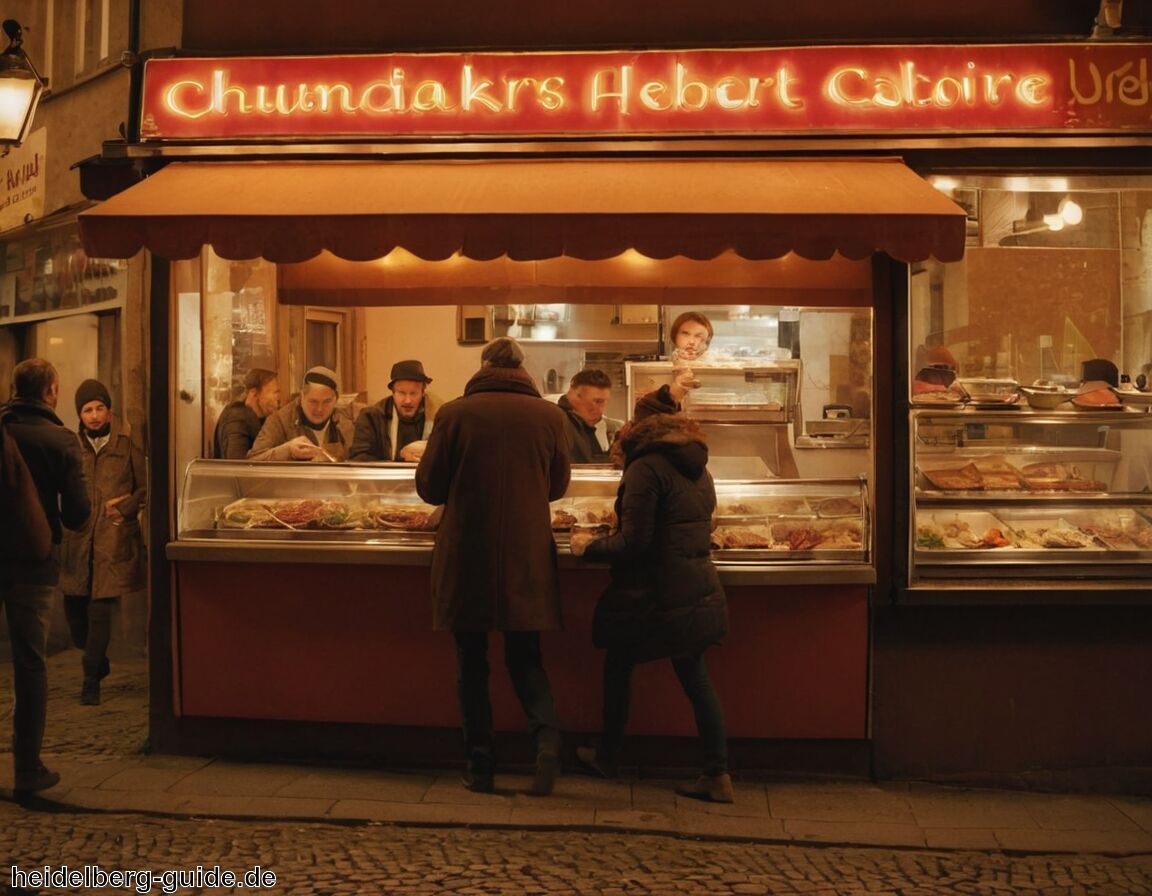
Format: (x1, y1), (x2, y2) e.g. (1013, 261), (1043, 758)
(0, 72), (41, 144)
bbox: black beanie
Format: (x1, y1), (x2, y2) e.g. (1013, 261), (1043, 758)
(75, 379), (112, 415)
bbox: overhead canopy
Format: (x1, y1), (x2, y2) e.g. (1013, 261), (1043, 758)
(78, 157), (966, 265)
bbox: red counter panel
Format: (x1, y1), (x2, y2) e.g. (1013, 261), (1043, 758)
(175, 562), (867, 739)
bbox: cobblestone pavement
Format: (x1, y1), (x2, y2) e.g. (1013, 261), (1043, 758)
(4, 653), (1152, 893)
(2, 804), (1152, 895)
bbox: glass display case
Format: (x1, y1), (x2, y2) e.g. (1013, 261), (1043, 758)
(175, 460), (872, 578)
(626, 360), (800, 424)
(908, 408), (1152, 585)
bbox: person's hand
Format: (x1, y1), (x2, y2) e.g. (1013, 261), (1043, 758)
(569, 531), (595, 557)
(285, 436), (321, 460)
(399, 440), (428, 463)
(669, 368), (701, 402)
(105, 495), (128, 523)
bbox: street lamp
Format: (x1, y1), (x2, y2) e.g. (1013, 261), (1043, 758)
(0, 19), (45, 148)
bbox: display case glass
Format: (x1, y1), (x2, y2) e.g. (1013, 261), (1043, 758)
(177, 461), (871, 569)
(908, 408), (1152, 584)
(626, 360), (800, 424)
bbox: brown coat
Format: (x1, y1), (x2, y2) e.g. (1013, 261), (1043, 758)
(59, 415), (146, 599)
(247, 399), (356, 461)
(415, 366), (571, 632)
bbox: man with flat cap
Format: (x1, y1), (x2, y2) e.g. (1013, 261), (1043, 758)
(248, 365), (355, 461)
(350, 360), (438, 463)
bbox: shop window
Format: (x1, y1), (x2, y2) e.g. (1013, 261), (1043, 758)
(0, 227), (126, 322)
(912, 176), (1151, 388)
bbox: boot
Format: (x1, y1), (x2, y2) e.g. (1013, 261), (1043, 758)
(528, 750), (560, 797)
(99, 656), (111, 680)
(80, 676), (101, 705)
(13, 763), (61, 799)
(675, 773), (735, 804)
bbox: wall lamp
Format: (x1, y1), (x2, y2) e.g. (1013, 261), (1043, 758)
(0, 19), (46, 148)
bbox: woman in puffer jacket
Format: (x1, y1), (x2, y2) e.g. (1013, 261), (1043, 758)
(569, 412), (732, 803)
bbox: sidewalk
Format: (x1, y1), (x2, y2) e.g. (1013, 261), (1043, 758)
(3, 654), (1152, 856)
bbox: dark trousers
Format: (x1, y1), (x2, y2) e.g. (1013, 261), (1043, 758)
(600, 648), (728, 776)
(0, 581), (54, 776)
(453, 631), (560, 771)
(63, 595), (114, 677)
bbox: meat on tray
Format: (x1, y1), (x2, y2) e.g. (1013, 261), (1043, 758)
(218, 498), (437, 531)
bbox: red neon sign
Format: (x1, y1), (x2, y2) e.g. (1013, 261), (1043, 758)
(139, 45), (1152, 141)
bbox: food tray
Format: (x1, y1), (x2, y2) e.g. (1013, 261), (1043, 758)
(914, 511), (1014, 550)
(716, 496), (813, 518)
(996, 515), (1103, 551)
(1065, 509), (1152, 551)
(184, 527), (436, 543)
(551, 498), (616, 531)
(711, 517), (864, 556)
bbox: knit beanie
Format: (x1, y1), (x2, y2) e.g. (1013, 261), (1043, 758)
(75, 379), (112, 415)
(480, 337), (525, 369)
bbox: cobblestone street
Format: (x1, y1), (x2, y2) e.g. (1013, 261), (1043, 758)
(2, 653), (1152, 893)
(2, 805), (1151, 895)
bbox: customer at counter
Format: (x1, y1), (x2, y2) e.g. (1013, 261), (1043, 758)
(349, 360), (437, 463)
(415, 336), (571, 797)
(569, 412), (732, 803)
(212, 368), (280, 459)
(557, 368), (623, 464)
(247, 366), (354, 462)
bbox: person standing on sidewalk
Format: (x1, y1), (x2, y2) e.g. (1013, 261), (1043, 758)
(416, 337), (571, 796)
(1, 359), (91, 797)
(569, 412), (732, 803)
(60, 379), (146, 706)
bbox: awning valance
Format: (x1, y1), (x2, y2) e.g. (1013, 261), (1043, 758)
(78, 157), (966, 264)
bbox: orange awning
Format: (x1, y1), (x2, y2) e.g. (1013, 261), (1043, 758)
(78, 157), (966, 264)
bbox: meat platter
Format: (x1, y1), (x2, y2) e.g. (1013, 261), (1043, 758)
(209, 497), (440, 540)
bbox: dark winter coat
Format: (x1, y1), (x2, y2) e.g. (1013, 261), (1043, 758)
(213, 400), (263, 459)
(349, 394), (439, 461)
(59, 414), (147, 599)
(584, 413), (727, 662)
(0, 399), (91, 586)
(415, 366), (571, 632)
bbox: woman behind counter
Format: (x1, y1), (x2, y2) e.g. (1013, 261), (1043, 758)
(570, 411), (733, 803)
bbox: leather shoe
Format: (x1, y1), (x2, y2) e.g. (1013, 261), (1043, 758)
(574, 745), (618, 780)
(14, 764), (61, 799)
(81, 676), (101, 705)
(675, 773), (735, 804)
(528, 750), (559, 796)
(461, 768), (494, 793)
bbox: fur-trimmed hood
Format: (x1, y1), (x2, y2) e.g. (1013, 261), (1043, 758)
(620, 412), (708, 480)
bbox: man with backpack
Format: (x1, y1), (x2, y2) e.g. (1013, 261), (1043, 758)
(1, 358), (90, 798)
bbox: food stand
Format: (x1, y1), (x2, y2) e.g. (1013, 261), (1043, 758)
(75, 38), (1152, 784)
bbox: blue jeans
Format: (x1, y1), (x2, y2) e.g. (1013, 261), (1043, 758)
(0, 581), (54, 776)
(600, 648), (728, 776)
(453, 631), (560, 772)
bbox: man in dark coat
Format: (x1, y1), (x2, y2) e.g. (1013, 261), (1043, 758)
(0, 359), (91, 798)
(349, 360), (437, 462)
(570, 412), (732, 803)
(415, 337), (571, 796)
(556, 368), (623, 464)
(213, 368), (280, 459)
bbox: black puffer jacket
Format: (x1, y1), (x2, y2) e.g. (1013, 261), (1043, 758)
(584, 413), (726, 661)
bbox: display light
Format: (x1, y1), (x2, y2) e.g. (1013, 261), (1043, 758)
(1058, 197), (1084, 226)
(0, 19), (45, 148)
